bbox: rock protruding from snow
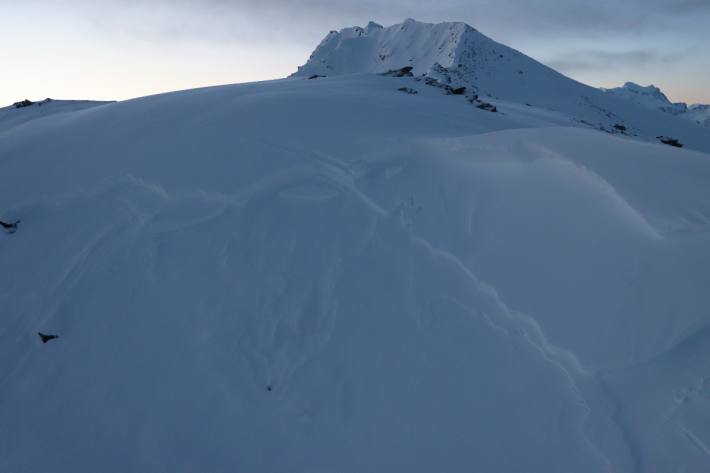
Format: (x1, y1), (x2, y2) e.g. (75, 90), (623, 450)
(12, 98), (54, 109)
(0, 99), (113, 134)
(13, 99), (35, 109)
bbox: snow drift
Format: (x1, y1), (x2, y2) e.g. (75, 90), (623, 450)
(1, 19), (710, 473)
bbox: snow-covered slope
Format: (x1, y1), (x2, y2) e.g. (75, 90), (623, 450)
(2, 72), (710, 473)
(295, 20), (710, 153)
(2, 20), (710, 473)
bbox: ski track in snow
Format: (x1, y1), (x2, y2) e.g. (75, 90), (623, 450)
(3, 135), (706, 471)
(2, 132), (709, 472)
(0, 143), (615, 468)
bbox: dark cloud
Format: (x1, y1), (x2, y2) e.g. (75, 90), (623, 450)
(23, 0), (710, 44)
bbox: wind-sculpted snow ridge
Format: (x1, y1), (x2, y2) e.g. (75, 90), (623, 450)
(1, 49), (710, 472)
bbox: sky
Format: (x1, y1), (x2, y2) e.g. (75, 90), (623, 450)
(2, 0), (709, 106)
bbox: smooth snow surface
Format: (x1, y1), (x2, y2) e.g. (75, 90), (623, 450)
(2, 20), (710, 473)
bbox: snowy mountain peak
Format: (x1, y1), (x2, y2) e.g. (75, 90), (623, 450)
(294, 19), (710, 141)
(292, 19), (492, 81)
(686, 103), (710, 127)
(621, 81), (666, 98)
(602, 81), (688, 115)
(602, 81), (710, 127)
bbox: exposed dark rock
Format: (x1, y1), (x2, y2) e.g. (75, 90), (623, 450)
(467, 95), (497, 112)
(11, 98), (52, 108)
(13, 99), (34, 108)
(397, 87), (418, 95)
(476, 102), (497, 112)
(657, 136), (683, 148)
(0, 219), (20, 233)
(38, 332), (59, 344)
(381, 66), (414, 77)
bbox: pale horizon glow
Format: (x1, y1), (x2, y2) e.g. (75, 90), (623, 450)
(1, 1), (708, 106)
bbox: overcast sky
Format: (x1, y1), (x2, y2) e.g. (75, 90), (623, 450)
(2, 0), (709, 106)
